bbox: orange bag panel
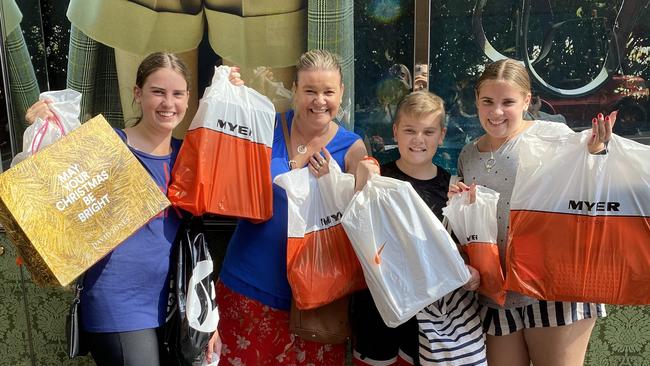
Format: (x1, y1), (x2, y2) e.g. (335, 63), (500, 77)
(463, 242), (506, 305)
(505, 210), (650, 305)
(287, 224), (366, 310)
(168, 128), (273, 220)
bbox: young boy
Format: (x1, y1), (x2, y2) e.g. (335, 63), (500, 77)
(352, 91), (485, 366)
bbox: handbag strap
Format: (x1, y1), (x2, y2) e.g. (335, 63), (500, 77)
(279, 113), (298, 170)
(73, 275), (85, 305)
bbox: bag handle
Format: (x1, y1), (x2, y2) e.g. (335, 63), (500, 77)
(443, 174), (462, 236)
(31, 113), (65, 153)
(279, 113), (299, 170)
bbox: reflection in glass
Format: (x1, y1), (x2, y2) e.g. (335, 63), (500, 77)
(413, 63), (428, 91)
(472, 0), (650, 140)
(421, 0), (650, 174)
(354, 0), (414, 163)
(367, 0), (406, 23)
(1, 0), (44, 169)
(249, 66), (293, 113)
(377, 63), (412, 119)
(426, 1), (487, 174)
(0, 67), (8, 171)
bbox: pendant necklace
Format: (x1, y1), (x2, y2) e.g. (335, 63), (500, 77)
(485, 135), (514, 172)
(485, 146), (496, 172)
(292, 120), (308, 154)
(484, 137), (508, 172)
(483, 123), (527, 172)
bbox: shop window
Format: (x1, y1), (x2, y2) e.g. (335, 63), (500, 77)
(2, 0), (649, 175)
(0, 0), (59, 170)
(353, 0), (415, 164)
(0, 73), (11, 171)
(353, 0), (650, 174)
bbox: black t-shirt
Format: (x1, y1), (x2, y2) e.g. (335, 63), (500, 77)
(380, 160), (451, 221)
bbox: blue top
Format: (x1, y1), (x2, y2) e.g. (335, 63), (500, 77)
(219, 110), (361, 311)
(81, 129), (182, 332)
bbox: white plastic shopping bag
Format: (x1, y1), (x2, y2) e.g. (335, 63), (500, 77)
(168, 65), (275, 220)
(443, 185), (505, 305)
(12, 89), (82, 166)
(506, 130), (650, 304)
(342, 175), (470, 327)
(274, 160), (365, 310)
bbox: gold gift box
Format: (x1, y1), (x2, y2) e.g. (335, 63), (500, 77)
(0, 115), (170, 286)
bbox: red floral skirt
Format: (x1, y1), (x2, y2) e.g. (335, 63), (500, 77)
(216, 281), (346, 365)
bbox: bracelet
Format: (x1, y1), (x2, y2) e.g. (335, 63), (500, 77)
(361, 156), (380, 167)
(592, 141), (608, 155)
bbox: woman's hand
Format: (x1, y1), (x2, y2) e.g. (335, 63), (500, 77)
(25, 99), (54, 125)
(463, 265), (481, 291)
(588, 111), (617, 154)
(228, 66), (244, 86)
(309, 148), (331, 178)
(354, 156), (380, 192)
(204, 330), (221, 363)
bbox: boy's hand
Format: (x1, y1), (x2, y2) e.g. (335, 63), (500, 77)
(354, 156), (380, 191)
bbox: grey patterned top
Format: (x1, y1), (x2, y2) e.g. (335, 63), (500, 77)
(457, 121), (573, 308)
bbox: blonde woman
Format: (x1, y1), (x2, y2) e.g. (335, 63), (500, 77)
(216, 49), (367, 365)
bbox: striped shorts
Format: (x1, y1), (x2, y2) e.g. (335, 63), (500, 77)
(480, 300), (606, 336)
(417, 289), (487, 366)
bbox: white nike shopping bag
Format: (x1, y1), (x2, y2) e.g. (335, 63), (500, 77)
(342, 175), (470, 327)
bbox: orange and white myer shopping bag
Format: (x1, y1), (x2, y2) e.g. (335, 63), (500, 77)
(274, 160), (365, 310)
(505, 131), (650, 304)
(168, 66), (275, 220)
(342, 175), (470, 327)
(443, 185), (505, 305)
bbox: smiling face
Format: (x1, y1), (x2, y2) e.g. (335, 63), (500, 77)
(393, 111), (446, 166)
(476, 79), (531, 140)
(134, 67), (189, 133)
(293, 69), (344, 128)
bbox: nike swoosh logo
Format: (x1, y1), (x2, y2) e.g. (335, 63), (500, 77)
(374, 242), (387, 264)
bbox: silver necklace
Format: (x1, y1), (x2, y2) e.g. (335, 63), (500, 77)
(484, 139), (505, 172)
(485, 146), (496, 172)
(292, 122), (308, 154)
(483, 123), (527, 172)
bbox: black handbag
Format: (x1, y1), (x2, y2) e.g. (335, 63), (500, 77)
(165, 218), (218, 365)
(66, 277), (89, 358)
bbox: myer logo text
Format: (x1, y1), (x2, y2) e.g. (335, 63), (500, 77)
(320, 211), (343, 226)
(216, 119), (252, 137)
(568, 200), (620, 212)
